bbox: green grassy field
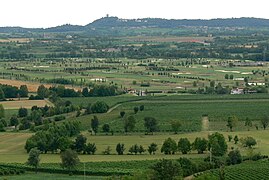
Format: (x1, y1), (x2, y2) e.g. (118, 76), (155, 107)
(4, 109), (19, 120)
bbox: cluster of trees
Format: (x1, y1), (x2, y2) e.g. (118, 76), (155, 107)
(115, 142), (158, 155)
(70, 134), (97, 155)
(227, 115), (269, 131)
(0, 46), (34, 60)
(27, 133), (153, 156)
(147, 140), (262, 180)
(17, 100), (79, 130)
(26, 147), (80, 174)
(1, 99), (109, 132)
(0, 105), (6, 131)
(0, 84), (28, 99)
(41, 41), (267, 61)
(27, 132), (157, 156)
(82, 84), (121, 97)
(133, 105), (144, 114)
(187, 81), (267, 95)
(117, 106), (145, 133)
(45, 78), (74, 85)
(224, 74), (234, 80)
(84, 101), (109, 116)
(135, 153), (240, 180)
(197, 81), (230, 95)
(87, 106), (159, 135)
(30, 85), (79, 99)
(24, 121), (81, 153)
(48, 86), (80, 98)
(160, 133), (227, 156)
(0, 94), (81, 132)
(128, 144), (145, 155)
(121, 115), (158, 134)
(31, 84), (121, 99)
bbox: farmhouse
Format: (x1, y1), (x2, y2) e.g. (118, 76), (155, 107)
(137, 90), (147, 96)
(231, 88), (244, 95)
(126, 88), (137, 94)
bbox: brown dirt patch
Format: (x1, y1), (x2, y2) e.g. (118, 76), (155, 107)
(0, 78), (81, 92)
(0, 79), (51, 92)
(0, 38), (31, 43)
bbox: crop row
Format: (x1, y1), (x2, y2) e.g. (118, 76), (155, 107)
(196, 160), (269, 179)
(0, 160), (155, 176)
(0, 166), (25, 176)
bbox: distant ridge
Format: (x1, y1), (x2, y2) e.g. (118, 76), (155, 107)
(1, 17), (269, 33)
(87, 17), (269, 28)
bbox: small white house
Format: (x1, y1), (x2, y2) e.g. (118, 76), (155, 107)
(137, 90), (147, 96)
(231, 88), (244, 95)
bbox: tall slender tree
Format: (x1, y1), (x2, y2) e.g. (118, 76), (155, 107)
(27, 148), (40, 173)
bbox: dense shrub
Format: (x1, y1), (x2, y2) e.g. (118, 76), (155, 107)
(54, 115), (66, 121)
(91, 101), (109, 113)
(0, 165), (25, 176)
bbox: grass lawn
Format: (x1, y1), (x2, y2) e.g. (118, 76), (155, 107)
(4, 109), (18, 120)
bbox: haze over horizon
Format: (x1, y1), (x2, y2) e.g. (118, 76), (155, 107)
(1, 0), (269, 28)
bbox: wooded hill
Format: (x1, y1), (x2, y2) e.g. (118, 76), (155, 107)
(1, 17), (269, 33)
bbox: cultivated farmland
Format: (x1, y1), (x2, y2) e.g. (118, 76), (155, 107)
(1, 17), (269, 179)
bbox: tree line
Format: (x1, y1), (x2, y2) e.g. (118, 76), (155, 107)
(25, 121), (81, 153)
(31, 84), (121, 99)
(0, 84), (28, 100)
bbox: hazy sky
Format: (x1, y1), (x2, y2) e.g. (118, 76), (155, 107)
(0, 0), (268, 28)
